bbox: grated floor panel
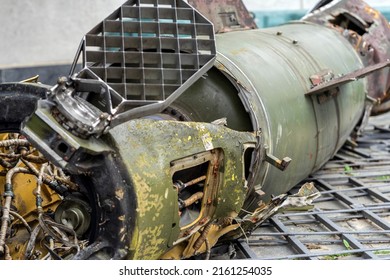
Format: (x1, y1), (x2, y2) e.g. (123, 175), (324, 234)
(239, 113), (390, 260)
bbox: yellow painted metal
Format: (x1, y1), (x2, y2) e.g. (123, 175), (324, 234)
(0, 133), (61, 259)
(20, 75), (40, 83)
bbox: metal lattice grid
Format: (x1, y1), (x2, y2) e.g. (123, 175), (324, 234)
(73, 0), (215, 109)
(235, 114), (390, 260)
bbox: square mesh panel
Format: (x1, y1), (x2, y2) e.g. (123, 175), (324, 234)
(75, 0), (215, 111)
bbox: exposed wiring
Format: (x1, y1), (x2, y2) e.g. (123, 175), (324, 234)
(10, 210), (32, 234)
(24, 225), (41, 259)
(4, 244), (12, 260)
(0, 139), (30, 148)
(22, 158), (76, 194)
(0, 136), (81, 260)
(204, 238), (211, 260)
(193, 222), (213, 253)
(0, 167), (31, 254)
(179, 192), (204, 211)
(36, 163), (48, 215)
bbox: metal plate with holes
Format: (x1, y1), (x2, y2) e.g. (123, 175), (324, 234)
(72, 0), (215, 109)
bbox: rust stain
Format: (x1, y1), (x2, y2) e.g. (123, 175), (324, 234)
(231, 48), (249, 56)
(188, 0), (257, 33)
(364, 6), (379, 19)
(305, 0), (390, 114)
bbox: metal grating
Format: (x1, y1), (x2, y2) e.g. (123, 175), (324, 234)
(218, 114), (390, 260)
(72, 0), (215, 114)
(241, 114), (390, 260)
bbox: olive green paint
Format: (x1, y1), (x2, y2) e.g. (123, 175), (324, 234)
(109, 119), (256, 259)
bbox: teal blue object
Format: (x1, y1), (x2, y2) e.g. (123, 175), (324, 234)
(253, 10), (306, 28)
(253, 7), (390, 28)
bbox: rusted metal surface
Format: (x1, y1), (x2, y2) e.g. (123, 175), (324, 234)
(306, 60), (390, 96)
(303, 0), (390, 115)
(188, 0), (257, 33)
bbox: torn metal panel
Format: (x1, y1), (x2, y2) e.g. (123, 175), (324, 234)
(224, 182), (321, 241)
(245, 182), (320, 225)
(306, 60), (390, 96)
(163, 181), (320, 259)
(188, 0), (257, 33)
(303, 0), (390, 115)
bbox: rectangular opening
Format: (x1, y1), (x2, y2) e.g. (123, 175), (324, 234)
(171, 149), (223, 230)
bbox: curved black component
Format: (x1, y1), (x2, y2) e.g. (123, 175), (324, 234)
(0, 83), (49, 132)
(79, 151), (137, 259)
(0, 83), (136, 259)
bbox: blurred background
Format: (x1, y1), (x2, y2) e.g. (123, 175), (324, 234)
(248, 0), (390, 28)
(0, 0), (389, 84)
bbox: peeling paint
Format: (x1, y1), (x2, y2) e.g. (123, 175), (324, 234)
(136, 225), (166, 259)
(115, 188), (124, 200)
(201, 133), (214, 151)
(133, 173), (164, 218)
(188, 0), (257, 33)
(110, 118), (256, 259)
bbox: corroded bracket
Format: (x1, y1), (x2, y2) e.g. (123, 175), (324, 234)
(265, 152), (292, 171)
(306, 60), (390, 96)
(303, 0), (390, 114)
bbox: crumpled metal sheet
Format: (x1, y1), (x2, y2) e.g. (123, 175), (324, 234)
(242, 182), (321, 228)
(161, 182), (320, 259)
(188, 0), (257, 33)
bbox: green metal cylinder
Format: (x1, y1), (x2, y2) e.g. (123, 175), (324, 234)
(175, 22), (366, 201)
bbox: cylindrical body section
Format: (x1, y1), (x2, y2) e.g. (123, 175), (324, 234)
(174, 22), (366, 200)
